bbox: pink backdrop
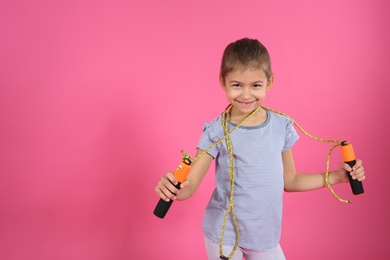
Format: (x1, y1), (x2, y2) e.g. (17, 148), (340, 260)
(1, 0), (389, 259)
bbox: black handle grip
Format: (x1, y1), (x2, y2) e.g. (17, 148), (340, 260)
(345, 160), (364, 195)
(153, 182), (181, 218)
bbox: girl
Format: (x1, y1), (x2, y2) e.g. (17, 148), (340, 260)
(155, 38), (365, 260)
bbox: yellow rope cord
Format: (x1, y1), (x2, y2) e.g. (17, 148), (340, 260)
(218, 105), (241, 259)
(325, 143), (351, 204)
(260, 105), (351, 204)
(185, 104), (259, 259)
(260, 105), (341, 143)
(181, 104), (351, 259)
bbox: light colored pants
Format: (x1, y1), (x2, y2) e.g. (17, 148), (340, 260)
(204, 236), (286, 260)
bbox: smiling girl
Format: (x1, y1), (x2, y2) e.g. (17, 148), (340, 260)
(155, 38), (365, 260)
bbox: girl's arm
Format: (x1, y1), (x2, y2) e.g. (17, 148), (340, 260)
(283, 148), (365, 192)
(155, 148), (214, 201)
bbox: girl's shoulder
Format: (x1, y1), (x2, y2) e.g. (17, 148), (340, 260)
(205, 114), (223, 126)
(268, 110), (294, 127)
(201, 114), (224, 141)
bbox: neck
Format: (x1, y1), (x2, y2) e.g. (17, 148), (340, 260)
(226, 105), (265, 126)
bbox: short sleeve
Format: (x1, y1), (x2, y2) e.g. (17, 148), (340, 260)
(196, 119), (222, 158)
(282, 119), (299, 152)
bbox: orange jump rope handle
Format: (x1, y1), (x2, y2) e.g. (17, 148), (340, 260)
(340, 141), (364, 195)
(153, 161), (192, 218)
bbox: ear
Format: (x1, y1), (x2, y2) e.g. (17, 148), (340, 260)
(220, 76), (227, 91)
(266, 75), (274, 92)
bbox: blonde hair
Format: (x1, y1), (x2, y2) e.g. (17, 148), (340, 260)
(220, 38), (273, 84)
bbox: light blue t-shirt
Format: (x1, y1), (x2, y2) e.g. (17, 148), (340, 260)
(197, 109), (299, 251)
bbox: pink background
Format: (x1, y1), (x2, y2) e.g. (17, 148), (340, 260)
(1, 0), (389, 259)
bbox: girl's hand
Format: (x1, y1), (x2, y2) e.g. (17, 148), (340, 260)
(338, 159), (366, 183)
(155, 172), (190, 202)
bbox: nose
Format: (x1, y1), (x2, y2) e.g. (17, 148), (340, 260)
(241, 87), (252, 99)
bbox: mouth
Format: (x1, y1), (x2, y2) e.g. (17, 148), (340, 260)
(236, 100), (256, 106)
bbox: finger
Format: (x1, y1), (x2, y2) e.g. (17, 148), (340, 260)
(166, 171), (178, 185)
(357, 175), (366, 182)
(158, 176), (180, 201)
(351, 166), (365, 180)
(352, 159), (363, 171)
(156, 185), (176, 202)
(180, 180), (190, 189)
(351, 163), (364, 175)
(351, 170), (366, 181)
(354, 165), (364, 175)
(342, 162), (353, 172)
(155, 185), (169, 201)
(155, 184), (169, 202)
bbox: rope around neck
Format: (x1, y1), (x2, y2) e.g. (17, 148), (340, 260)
(183, 104), (350, 259)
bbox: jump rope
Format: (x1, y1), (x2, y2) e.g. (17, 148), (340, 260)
(153, 104), (364, 260)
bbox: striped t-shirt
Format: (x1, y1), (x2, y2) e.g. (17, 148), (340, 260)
(197, 109), (299, 251)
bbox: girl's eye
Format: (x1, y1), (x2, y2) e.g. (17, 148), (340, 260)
(232, 84), (241, 88)
(253, 84), (262, 88)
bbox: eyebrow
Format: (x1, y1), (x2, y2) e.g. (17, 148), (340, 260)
(229, 80), (265, 84)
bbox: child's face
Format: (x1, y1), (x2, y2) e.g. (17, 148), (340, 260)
(222, 68), (273, 115)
